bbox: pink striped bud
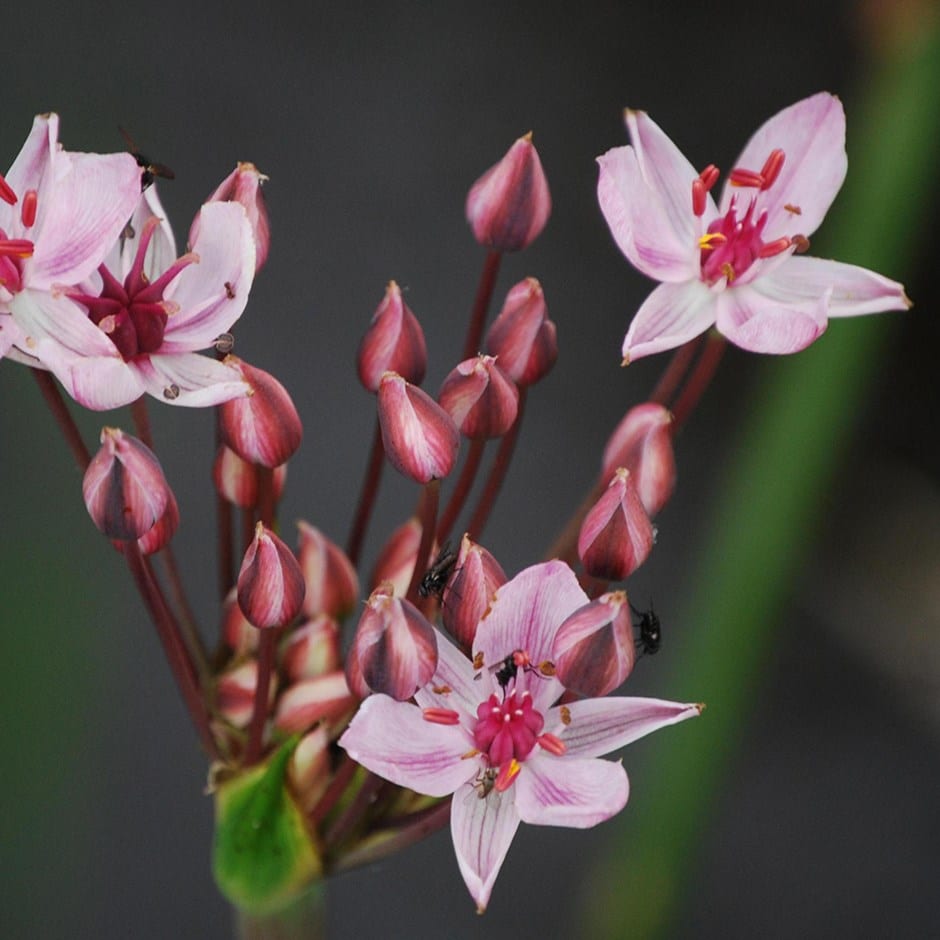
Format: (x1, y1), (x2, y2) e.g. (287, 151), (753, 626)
(466, 133), (551, 252)
(442, 534), (507, 651)
(345, 582), (438, 701)
(195, 162), (270, 272)
(357, 281), (428, 392)
(281, 614), (342, 682)
(288, 727), (331, 813)
(83, 427), (171, 541)
(601, 404), (675, 517)
(237, 522), (306, 629)
(553, 591), (635, 696)
(578, 468), (654, 581)
(221, 587), (258, 655)
(219, 356), (303, 468)
(213, 444), (287, 508)
(370, 516), (423, 596)
(485, 278), (557, 386)
(274, 671), (357, 735)
(216, 659), (277, 729)
(438, 355), (519, 439)
(377, 372), (459, 483)
(296, 521), (359, 620)
(112, 491), (179, 556)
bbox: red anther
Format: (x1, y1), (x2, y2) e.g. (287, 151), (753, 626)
(691, 178), (707, 217)
(20, 190), (38, 228)
(537, 732), (566, 756)
(758, 237), (791, 259)
(759, 149), (785, 190)
(0, 173), (17, 206)
(0, 238), (34, 258)
(698, 164), (720, 191)
(728, 167), (764, 188)
(422, 707), (461, 725)
(791, 234), (810, 254)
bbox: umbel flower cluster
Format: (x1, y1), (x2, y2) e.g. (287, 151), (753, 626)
(1, 94), (907, 917)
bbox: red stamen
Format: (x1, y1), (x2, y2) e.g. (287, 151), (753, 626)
(759, 149), (785, 190)
(692, 179), (707, 217)
(422, 706), (461, 725)
(728, 168), (763, 189)
(537, 732), (566, 756)
(21, 190), (38, 228)
(0, 173), (17, 206)
(758, 237), (791, 259)
(0, 238), (34, 258)
(699, 164), (720, 191)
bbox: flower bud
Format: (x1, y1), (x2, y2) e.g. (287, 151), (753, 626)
(578, 468), (655, 581)
(213, 444), (287, 508)
(287, 727), (331, 814)
(112, 491), (180, 556)
(296, 521), (359, 620)
(221, 587), (259, 655)
(485, 278), (558, 386)
(377, 372), (459, 483)
(601, 404), (675, 517)
(195, 162), (270, 272)
(237, 522), (306, 629)
(357, 281), (428, 392)
(442, 534), (507, 651)
(274, 671), (357, 735)
(281, 614), (342, 682)
(219, 356), (303, 468)
(370, 516), (423, 596)
(216, 659), (277, 728)
(553, 591), (635, 697)
(438, 355), (519, 439)
(83, 427), (171, 541)
(466, 133), (551, 252)
(345, 582), (438, 701)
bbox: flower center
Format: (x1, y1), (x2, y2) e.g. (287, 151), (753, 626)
(473, 690), (544, 767)
(70, 217), (195, 361)
(692, 149), (798, 286)
(0, 172), (37, 294)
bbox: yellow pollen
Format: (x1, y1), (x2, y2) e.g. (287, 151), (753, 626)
(698, 233), (727, 251)
(720, 262), (736, 283)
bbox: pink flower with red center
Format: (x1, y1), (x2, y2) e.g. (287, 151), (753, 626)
(1, 114), (141, 363)
(339, 560), (700, 911)
(597, 93), (910, 361)
(12, 180), (256, 409)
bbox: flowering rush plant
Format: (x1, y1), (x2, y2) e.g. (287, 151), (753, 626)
(2, 93), (906, 921)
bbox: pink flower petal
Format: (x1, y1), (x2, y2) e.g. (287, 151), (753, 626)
(0, 313), (24, 359)
(12, 287), (120, 358)
(1, 114), (58, 235)
(622, 279), (716, 362)
(549, 697), (702, 759)
(102, 184), (177, 281)
(33, 339), (143, 410)
(721, 92), (847, 241)
(338, 694), (477, 797)
(135, 353), (251, 407)
(450, 782), (521, 912)
(715, 282), (828, 354)
(759, 255), (911, 318)
(414, 628), (487, 718)
(514, 753), (628, 828)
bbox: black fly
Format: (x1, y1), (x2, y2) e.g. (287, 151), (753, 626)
(475, 648), (555, 691)
(119, 127), (176, 191)
(418, 543), (459, 599)
(631, 602), (661, 657)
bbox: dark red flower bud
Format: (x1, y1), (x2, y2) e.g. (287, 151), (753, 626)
(438, 355), (519, 439)
(112, 491), (179, 556)
(221, 587), (259, 655)
(377, 372), (460, 483)
(553, 591), (635, 696)
(281, 614), (342, 682)
(213, 444), (287, 508)
(441, 534), (507, 651)
(83, 427), (172, 541)
(219, 356), (302, 468)
(601, 403), (675, 516)
(466, 133), (551, 252)
(296, 521), (360, 620)
(485, 277), (558, 386)
(216, 659), (277, 728)
(578, 468), (654, 581)
(237, 522), (306, 629)
(274, 671), (357, 734)
(357, 281), (428, 392)
(370, 516), (423, 596)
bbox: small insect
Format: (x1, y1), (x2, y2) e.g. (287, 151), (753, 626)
(475, 648), (555, 690)
(631, 602), (661, 657)
(418, 543), (459, 599)
(470, 766), (498, 799)
(119, 126), (176, 191)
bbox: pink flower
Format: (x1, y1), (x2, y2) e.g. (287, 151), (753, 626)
(597, 93), (910, 362)
(1, 114), (141, 363)
(339, 561), (700, 911)
(12, 180), (256, 409)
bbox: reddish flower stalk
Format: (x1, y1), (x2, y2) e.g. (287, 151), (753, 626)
(31, 369), (91, 470)
(216, 489), (234, 600)
(649, 334), (706, 407)
(670, 332), (728, 432)
(405, 480), (441, 604)
(242, 627), (278, 766)
(436, 438), (486, 543)
(346, 419), (386, 567)
(460, 250), (502, 362)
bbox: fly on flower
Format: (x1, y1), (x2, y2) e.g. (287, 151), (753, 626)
(418, 542), (459, 599)
(596, 92), (910, 361)
(474, 648), (555, 691)
(631, 602), (661, 657)
(119, 126), (176, 191)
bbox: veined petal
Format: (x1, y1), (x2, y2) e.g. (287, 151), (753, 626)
(549, 697), (702, 759)
(162, 202), (255, 350)
(103, 185), (177, 281)
(622, 279), (715, 362)
(757, 255), (910, 318)
(514, 753), (628, 828)
(338, 694), (477, 797)
(722, 93), (846, 240)
(0, 313), (24, 359)
(716, 282), (828, 354)
(450, 783), (521, 912)
(0, 114), (59, 235)
(32, 338), (142, 410)
(135, 353), (251, 407)
(414, 628), (485, 719)
(12, 288), (119, 358)
(597, 145), (700, 282)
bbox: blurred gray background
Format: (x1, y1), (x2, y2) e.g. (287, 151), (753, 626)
(1, 1), (938, 937)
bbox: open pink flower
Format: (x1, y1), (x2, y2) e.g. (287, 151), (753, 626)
(11, 181), (255, 409)
(339, 560), (700, 911)
(1, 114), (141, 363)
(597, 93), (910, 361)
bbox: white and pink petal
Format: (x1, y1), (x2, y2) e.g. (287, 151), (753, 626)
(414, 628), (487, 718)
(622, 279), (716, 362)
(134, 353), (250, 407)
